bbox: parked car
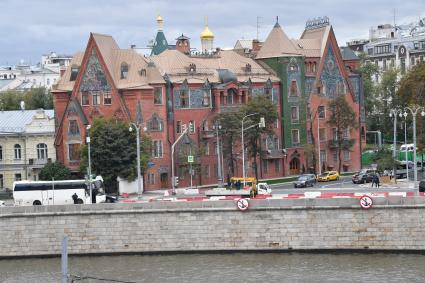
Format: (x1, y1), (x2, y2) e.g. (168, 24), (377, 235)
(352, 172), (375, 184)
(419, 180), (425, 193)
(293, 174), (316, 188)
(317, 171), (339, 182)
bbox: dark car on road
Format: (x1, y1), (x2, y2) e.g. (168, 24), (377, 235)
(352, 172), (375, 184)
(293, 174), (316, 188)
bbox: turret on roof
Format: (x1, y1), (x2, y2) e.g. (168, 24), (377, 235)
(256, 18), (301, 59)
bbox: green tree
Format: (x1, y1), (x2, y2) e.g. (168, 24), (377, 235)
(241, 96), (278, 180)
(215, 112), (244, 178)
(0, 90), (24, 110)
(24, 87), (53, 109)
(371, 149), (398, 173)
(39, 161), (72, 181)
(0, 87), (53, 110)
(79, 118), (152, 193)
(327, 96), (357, 173)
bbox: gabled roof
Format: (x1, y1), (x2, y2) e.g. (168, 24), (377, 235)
(0, 109), (54, 134)
(300, 25), (331, 57)
(54, 33), (165, 92)
(256, 23), (301, 59)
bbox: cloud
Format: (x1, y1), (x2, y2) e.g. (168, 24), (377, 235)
(0, 0), (424, 64)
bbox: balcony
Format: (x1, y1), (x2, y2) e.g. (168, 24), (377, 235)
(219, 104), (242, 113)
(328, 139), (354, 149)
(201, 130), (215, 139)
(28, 158), (52, 168)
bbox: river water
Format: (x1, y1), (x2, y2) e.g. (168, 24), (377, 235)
(1, 252), (425, 282)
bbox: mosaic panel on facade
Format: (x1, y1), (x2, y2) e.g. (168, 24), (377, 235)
(287, 62), (302, 98)
(349, 76), (361, 103)
(174, 88), (211, 109)
(320, 47), (345, 98)
(80, 49), (112, 92)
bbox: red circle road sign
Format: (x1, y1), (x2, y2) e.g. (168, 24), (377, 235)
(359, 195), (373, 209)
(236, 198), (249, 211)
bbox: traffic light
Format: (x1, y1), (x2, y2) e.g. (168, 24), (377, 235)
(259, 117), (265, 128)
(174, 176), (179, 187)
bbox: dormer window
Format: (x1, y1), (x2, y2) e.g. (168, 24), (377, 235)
(70, 66), (79, 81)
(189, 63), (196, 73)
(245, 63), (252, 73)
(120, 63), (129, 79)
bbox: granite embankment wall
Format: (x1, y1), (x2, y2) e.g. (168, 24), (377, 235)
(2, 197), (425, 257)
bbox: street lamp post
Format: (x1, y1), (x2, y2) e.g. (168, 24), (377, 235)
(403, 106), (425, 192)
(129, 101), (144, 199)
(213, 121), (223, 187)
(171, 125), (189, 195)
(241, 113), (265, 187)
(129, 122), (143, 199)
(86, 125), (92, 204)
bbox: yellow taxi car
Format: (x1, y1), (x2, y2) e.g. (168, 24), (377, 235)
(317, 171), (340, 182)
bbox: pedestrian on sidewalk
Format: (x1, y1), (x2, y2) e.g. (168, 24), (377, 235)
(371, 175), (376, 187)
(376, 175), (380, 188)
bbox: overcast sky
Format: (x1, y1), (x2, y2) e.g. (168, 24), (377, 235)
(0, 0), (424, 65)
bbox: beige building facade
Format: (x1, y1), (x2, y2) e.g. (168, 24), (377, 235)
(0, 109), (55, 190)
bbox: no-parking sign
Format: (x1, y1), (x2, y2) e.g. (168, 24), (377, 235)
(236, 198), (249, 211)
(359, 195), (373, 209)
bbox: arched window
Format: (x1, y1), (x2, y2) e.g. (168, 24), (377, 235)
(14, 144), (21, 159)
(290, 80), (298, 96)
(148, 114), (163, 132)
(227, 89), (237, 104)
(120, 63), (129, 79)
(37, 143), (48, 160)
(312, 62), (317, 72)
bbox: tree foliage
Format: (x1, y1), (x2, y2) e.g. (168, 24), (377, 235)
(39, 161), (72, 181)
(371, 149), (398, 172)
(79, 118), (152, 193)
(0, 88), (53, 110)
(327, 96), (357, 173)
(215, 96), (278, 180)
(241, 96), (278, 179)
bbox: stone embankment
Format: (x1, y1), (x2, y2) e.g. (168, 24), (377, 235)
(1, 197), (425, 257)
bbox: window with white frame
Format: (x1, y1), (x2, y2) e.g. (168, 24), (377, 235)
(14, 144), (21, 159)
(318, 106), (325, 119)
(104, 92), (112, 105)
(343, 128), (350, 139)
(291, 129), (300, 145)
(320, 150), (327, 162)
(291, 106), (299, 123)
(152, 140), (163, 158)
(154, 87), (163, 104)
(176, 121), (182, 134)
(148, 173), (155, 185)
(92, 92), (100, 105)
(344, 150), (350, 161)
(37, 143), (48, 160)
(333, 150), (338, 161)
(14, 173), (21, 181)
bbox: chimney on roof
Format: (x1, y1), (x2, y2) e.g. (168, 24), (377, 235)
(176, 34), (191, 54)
(252, 39), (262, 52)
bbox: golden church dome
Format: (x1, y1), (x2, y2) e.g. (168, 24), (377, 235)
(200, 26), (214, 39)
